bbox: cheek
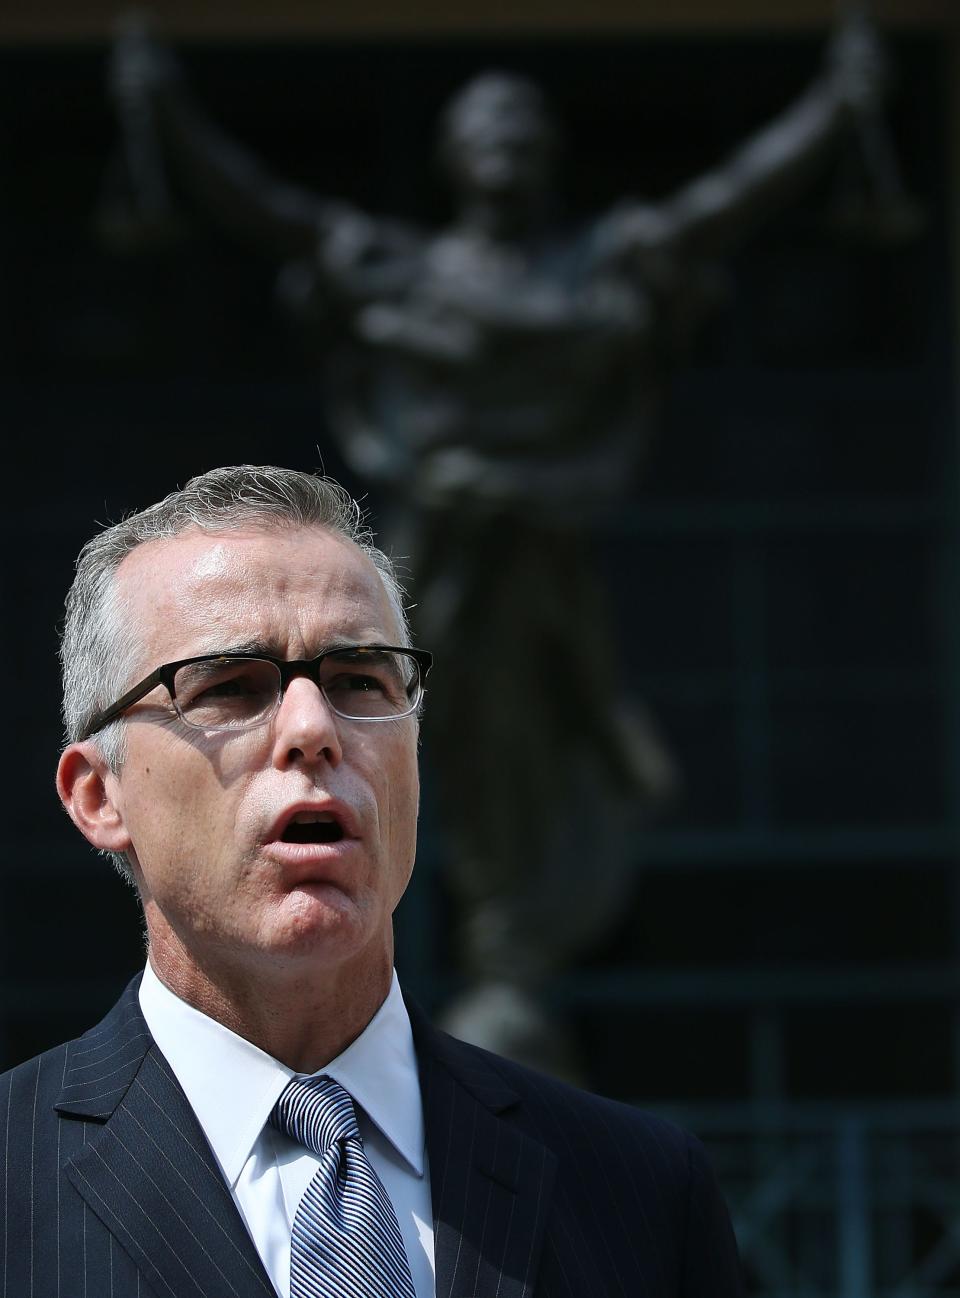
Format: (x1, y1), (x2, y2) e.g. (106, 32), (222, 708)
(356, 729), (419, 862)
(120, 745), (236, 867)
(385, 748), (420, 864)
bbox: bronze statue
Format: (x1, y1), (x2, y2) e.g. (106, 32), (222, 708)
(109, 19), (889, 1076)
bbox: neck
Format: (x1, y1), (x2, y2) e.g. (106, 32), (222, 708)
(145, 921), (394, 1073)
(457, 191), (546, 243)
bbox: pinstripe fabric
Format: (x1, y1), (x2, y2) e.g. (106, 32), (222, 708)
(1, 976), (743, 1297)
(0, 979), (274, 1298)
(271, 1076), (416, 1298)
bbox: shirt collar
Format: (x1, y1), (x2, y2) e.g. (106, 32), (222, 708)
(138, 961), (424, 1186)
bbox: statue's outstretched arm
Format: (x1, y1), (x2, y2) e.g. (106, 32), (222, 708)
(600, 16), (888, 263)
(110, 20), (357, 259)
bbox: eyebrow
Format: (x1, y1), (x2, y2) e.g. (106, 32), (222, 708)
(193, 638), (381, 660)
(212, 638), (279, 658)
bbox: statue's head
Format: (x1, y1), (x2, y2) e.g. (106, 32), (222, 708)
(438, 72), (558, 203)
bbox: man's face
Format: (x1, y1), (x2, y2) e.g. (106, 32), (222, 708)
(446, 78), (555, 200)
(98, 525), (420, 987)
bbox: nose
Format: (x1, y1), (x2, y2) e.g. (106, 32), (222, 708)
(270, 675), (343, 770)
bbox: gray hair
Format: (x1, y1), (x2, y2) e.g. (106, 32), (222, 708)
(60, 464), (411, 878)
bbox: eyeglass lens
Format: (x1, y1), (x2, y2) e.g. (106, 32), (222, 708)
(172, 650), (421, 729)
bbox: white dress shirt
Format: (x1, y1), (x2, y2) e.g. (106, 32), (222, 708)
(139, 962), (435, 1298)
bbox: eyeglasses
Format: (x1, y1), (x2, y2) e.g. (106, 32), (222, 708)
(81, 644), (433, 738)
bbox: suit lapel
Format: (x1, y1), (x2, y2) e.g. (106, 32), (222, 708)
(412, 1008), (557, 1298)
(57, 979), (275, 1298)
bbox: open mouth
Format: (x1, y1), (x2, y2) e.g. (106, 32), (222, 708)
(280, 813), (345, 845)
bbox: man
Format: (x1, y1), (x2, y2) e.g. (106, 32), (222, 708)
(0, 465), (743, 1296)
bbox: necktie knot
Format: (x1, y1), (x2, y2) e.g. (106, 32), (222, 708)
(271, 1074), (359, 1156)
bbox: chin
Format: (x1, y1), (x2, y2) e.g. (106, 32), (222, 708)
(263, 891), (373, 958)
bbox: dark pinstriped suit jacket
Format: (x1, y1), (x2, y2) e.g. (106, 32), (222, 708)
(0, 977), (743, 1297)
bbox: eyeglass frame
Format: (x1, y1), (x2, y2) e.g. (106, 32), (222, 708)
(79, 643), (434, 739)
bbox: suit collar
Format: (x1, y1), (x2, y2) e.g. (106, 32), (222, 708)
(54, 973), (151, 1118)
(409, 1000), (520, 1111)
(410, 1002), (557, 1298)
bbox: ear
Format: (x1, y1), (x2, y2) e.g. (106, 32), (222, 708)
(56, 742), (132, 854)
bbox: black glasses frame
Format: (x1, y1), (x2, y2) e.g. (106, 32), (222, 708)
(81, 644), (434, 739)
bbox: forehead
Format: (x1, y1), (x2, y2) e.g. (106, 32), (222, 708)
(451, 81), (548, 134)
(115, 525), (398, 664)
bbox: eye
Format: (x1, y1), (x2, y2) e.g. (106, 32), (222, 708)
(173, 659), (279, 727)
(177, 662), (262, 704)
(200, 670), (262, 699)
(324, 671), (389, 698)
(318, 650), (414, 717)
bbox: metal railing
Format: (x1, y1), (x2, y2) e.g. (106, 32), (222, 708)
(661, 1102), (960, 1298)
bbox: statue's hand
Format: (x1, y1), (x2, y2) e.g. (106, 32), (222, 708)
(110, 13), (182, 104)
(826, 10), (890, 117)
(321, 210), (386, 275)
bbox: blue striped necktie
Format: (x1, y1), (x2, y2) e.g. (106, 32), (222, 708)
(271, 1074), (417, 1298)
